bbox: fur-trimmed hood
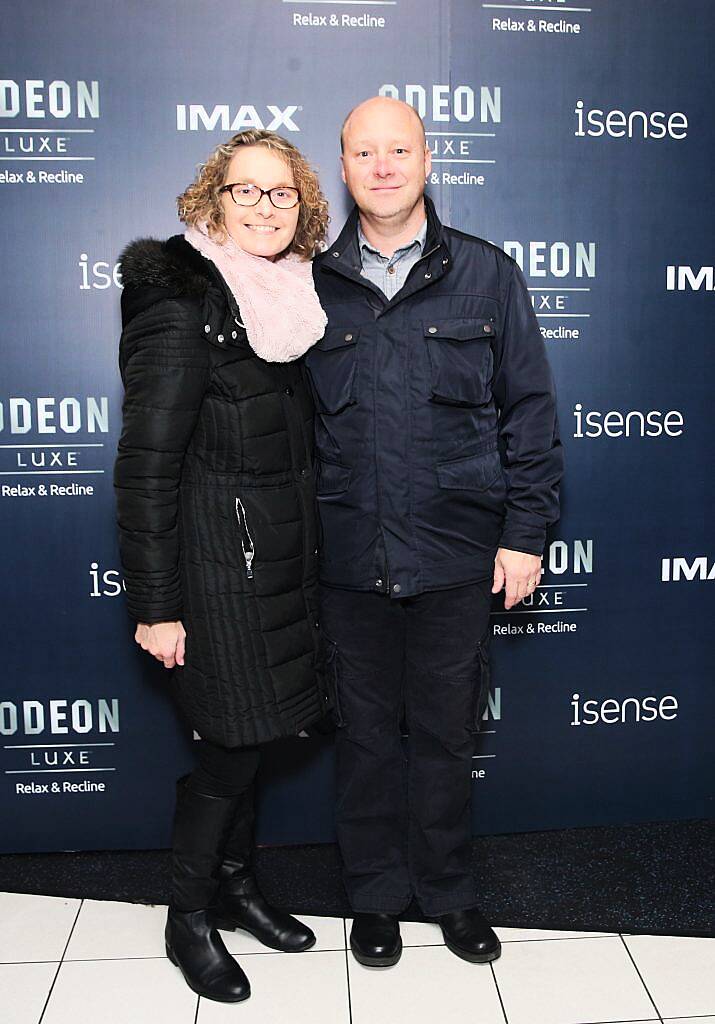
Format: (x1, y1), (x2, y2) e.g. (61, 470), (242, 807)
(118, 235), (214, 298)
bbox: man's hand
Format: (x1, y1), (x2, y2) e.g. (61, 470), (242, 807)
(135, 621), (186, 669)
(492, 548), (542, 610)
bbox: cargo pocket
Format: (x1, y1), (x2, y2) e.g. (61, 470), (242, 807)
(424, 317), (496, 407)
(305, 327), (359, 414)
(316, 457), (352, 498)
(469, 638), (491, 734)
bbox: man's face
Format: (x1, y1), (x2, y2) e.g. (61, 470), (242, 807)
(340, 100), (431, 221)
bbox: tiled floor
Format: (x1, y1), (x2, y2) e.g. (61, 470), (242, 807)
(2, 891), (714, 1024)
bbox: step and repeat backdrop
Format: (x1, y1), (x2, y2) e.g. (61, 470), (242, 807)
(1, 0), (712, 853)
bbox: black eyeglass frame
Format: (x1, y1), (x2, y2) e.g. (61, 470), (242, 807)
(218, 182), (301, 209)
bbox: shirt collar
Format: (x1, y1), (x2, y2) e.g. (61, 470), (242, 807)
(357, 216), (427, 261)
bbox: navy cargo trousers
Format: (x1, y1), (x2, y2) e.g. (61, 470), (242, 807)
(320, 580), (493, 917)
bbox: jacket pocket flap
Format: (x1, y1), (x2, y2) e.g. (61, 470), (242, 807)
(423, 318), (496, 342)
(437, 448), (502, 491)
(315, 327), (360, 352)
(317, 458), (352, 496)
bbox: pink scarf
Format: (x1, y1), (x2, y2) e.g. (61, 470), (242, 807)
(185, 222), (327, 363)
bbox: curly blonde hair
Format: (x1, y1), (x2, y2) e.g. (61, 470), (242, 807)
(177, 130), (329, 260)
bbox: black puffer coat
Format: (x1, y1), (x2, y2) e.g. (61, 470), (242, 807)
(115, 236), (326, 747)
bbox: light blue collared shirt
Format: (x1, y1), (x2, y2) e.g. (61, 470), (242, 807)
(357, 218), (427, 300)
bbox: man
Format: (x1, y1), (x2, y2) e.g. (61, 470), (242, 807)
(305, 96), (563, 967)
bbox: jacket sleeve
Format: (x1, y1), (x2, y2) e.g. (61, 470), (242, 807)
(491, 258), (564, 557)
(114, 292), (210, 624)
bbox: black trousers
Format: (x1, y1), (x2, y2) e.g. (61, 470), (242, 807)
(320, 581), (493, 917)
(188, 739), (261, 798)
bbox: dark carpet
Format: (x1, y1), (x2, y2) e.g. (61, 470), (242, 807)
(1, 820), (712, 937)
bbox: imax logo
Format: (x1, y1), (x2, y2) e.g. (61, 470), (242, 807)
(666, 266), (714, 291)
(379, 83), (501, 124)
(661, 557), (715, 582)
(176, 104), (300, 132)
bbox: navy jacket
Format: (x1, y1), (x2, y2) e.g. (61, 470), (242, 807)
(306, 196), (563, 599)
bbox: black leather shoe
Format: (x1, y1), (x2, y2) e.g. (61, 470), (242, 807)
(165, 908), (250, 1002)
(434, 907), (501, 963)
(349, 913), (402, 967)
(213, 870), (316, 952)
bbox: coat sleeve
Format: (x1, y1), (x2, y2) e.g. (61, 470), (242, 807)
(114, 292), (210, 624)
(490, 258), (564, 557)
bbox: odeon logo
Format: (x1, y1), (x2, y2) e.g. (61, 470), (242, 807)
(0, 396), (109, 434)
(572, 403), (684, 438)
(176, 102), (301, 132)
(0, 79), (99, 119)
(0, 698), (119, 736)
(570, 692), (678, 726)
(380, 82), (501, 188)
(380, 82), (501, 125)
(661, 557), (714, 582)
(666, 266), (714, 291)
(574, 100), (687, 140)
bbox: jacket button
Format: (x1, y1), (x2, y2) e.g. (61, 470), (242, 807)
(483, 324), (492, 334)
(375, 578), (383, 588)
(392, 583), (402, 594)
(231, 331), (237, 339)
(442, 258), (449, 265)
(284, 386), (294, 396)
(217, 334), (224, 343)
(428, 326), (438, 334)
(424, 272), (431, 280)
(314, 620), (320, 629)
(332, 251), (340, 258)
(300, 468), (308, 478)
(344, 333), (353, 342)
(314, 547), (319, 556)
(204, 325), (210, 334)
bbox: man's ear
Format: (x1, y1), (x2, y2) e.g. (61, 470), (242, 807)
(424, 144), (432, 180)
(340, 154), (347, 185)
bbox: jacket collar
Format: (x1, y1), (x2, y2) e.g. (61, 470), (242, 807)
(324, 193), (448, 277)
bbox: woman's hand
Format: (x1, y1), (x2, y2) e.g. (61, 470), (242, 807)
(135, 621), (186, 669)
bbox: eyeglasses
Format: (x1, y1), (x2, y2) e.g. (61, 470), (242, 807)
(219, 182), (301, 209)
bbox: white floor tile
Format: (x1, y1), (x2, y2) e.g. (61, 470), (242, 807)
(0, 961), (58, 1024)
(0, 892), (80, 963)
(197, 949), (349, 1023)
(493, 935), (657, 1024)
(663, 1018), (715, 1022)
(65, 899), (168, 960)
(220, 913), (346, 955)
(496, 926), (616, 942)
(42, 958), (196, 1024)
(397, 920), (444, 947)
(349, 944), (505, 1024)
(624, 934), (715, 1018)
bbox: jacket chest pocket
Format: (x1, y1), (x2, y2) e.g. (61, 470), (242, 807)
(305, 327), (359, 414)
(423, 317), (496, 407)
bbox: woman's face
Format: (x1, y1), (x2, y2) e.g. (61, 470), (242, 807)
(219, 146), (300, 260)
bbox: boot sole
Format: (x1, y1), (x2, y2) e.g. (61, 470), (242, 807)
(350, 938), (403, 968)
(443, 935), (502, 964)
(166, 944), (251, 1002)
(213, 917), (317, 953)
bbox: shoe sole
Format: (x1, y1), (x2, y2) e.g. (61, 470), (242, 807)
(166, 944), (251, 1002)
(213, 917), (317, 953)
(443, 935), (502, 964)
(350, 939), (403, 968)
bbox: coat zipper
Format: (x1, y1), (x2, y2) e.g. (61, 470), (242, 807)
(234, 497), (255, 579)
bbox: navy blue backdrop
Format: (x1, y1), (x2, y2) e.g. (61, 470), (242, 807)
(1, 0), (713, 853)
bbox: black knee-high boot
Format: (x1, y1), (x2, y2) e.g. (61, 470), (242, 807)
(212, 785), (316, 952)
(165, 777), (251, 1003)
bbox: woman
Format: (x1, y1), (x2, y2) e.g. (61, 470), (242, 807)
(114, 129), (330, 1003)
